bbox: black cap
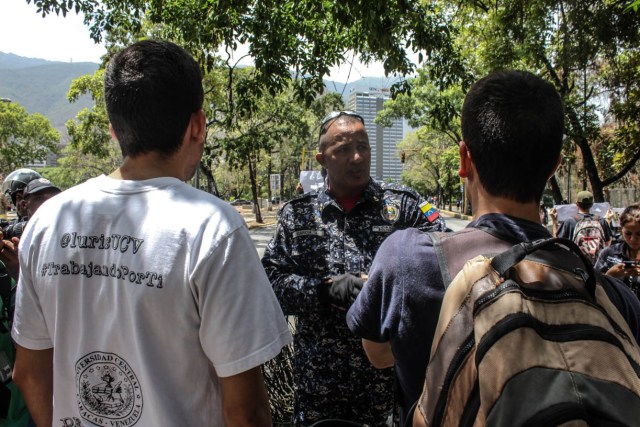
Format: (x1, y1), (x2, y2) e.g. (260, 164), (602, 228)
(23, 178), (61, 197)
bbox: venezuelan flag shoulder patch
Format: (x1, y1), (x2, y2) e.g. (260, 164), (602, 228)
(419, 201), (441, 223)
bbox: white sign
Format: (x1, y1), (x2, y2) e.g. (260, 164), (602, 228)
(300, 170), (325, 192)
(270, 174), (281, 191)
(609, 207), (625, 228)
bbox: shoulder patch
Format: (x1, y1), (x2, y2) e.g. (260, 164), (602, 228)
(419, 201), (441, 223)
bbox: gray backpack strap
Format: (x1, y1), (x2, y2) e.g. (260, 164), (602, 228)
(429, 228), (515, 289)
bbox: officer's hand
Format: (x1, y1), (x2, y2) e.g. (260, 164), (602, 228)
(319, 273), (364, 310)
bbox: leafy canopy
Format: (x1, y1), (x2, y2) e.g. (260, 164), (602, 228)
(29, 0), (465, 104)
(0, 101), (59, 176)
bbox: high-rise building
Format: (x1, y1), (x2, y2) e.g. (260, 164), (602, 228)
(346, 88), (405, 181)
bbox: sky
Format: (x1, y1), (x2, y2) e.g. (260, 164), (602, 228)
(0, 0), (395, 83)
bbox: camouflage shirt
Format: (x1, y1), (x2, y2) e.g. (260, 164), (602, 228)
(261, 179), (446, 426)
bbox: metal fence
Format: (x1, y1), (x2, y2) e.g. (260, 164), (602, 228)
(606, 187), (640, 208)
(263, 316), (296, 426)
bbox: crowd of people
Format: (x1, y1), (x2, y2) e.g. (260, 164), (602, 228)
(1, 40), (639, 427)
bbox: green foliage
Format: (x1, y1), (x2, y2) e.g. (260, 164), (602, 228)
(65, 69), (112, 158)
(377, 67), (465, 147)
(597, 50), (640, 179)
(30, 0), (465, 108)
(42, 140), (122, 189)
(47, 69), (120, 189)
(28, 0), (640, 204)
(628, 0), (640, 12)
(438, 145), (460, 204)
(0, 101), (59, 176)
(378, 0), (640, 202)
(475, 0), (640, 200)
(398, 128), (458, 199)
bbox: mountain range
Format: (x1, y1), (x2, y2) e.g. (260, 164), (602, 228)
(0, 51), (401, 134)
(0, 52), (98, 132)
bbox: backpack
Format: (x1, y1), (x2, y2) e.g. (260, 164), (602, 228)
(416, 233), (640, 427)
(572, 214), (606, 264)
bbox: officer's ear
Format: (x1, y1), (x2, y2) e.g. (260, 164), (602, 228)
(315, 152), (325, 167)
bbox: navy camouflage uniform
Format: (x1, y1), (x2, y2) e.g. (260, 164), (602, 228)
(261, 179), (446, 426)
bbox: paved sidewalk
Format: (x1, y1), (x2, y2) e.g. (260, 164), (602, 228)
(236, 205), (279, 229)
(439, 207), (473, 221)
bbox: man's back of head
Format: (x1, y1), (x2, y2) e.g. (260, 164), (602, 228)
(461, 70), (564, 204)
(576, 190), (594, 213)
(104, 40), (204, 158)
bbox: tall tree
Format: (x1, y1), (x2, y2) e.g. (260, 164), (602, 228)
(0, 101), (59, 176)
(460, 0), (640, 202)
(65, 69), (112, 158)
(378, 0), (640, 204)
(46, 68), (123, 188)
(29, 0), (465, 109)
(205, 74), (314, 222)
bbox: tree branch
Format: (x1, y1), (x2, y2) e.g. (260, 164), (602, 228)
(602, 147), (640, 187)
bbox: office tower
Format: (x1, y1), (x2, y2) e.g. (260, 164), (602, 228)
(346, 88), (405, 181)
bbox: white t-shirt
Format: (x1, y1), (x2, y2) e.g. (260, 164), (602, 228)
(12, 175), (292, 426)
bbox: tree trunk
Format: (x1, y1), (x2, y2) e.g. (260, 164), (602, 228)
(266, 159), (273, 212)
(544, 61), (606, 203)
(199, 161), (219, 197)
(248, 155), (263, 223)
(549, 175), (564, 205)
(564, 106), (605, 202)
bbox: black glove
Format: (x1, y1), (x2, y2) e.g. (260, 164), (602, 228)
(318, 273), (364, 310)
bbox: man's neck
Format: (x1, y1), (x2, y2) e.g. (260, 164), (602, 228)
(326, 182), (366, 200)
(334, 193), (361, 213)
(470, 193), (541, 224)
(110, 153), (184, 181)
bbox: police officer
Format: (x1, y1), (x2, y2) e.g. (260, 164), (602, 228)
(1, 168), (42, 222)
(261, 111), (446, 426)
(0, 168), (41, 427)
(1, 169), (43, 281)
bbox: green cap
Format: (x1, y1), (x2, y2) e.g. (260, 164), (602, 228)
(576, 191), (593, 203)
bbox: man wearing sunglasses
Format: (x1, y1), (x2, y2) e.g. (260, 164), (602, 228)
(262, 111), (446, 426)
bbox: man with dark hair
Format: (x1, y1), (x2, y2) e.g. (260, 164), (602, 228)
(12, 40), (291, 427)
(346, 70), (640, 425)
(262, 111), (446, 425)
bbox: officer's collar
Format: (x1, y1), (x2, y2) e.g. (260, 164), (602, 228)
(317, 179), (381, 211)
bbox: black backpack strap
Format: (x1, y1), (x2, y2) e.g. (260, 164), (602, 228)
(490, 237), (597, 299)
(429, 231), (451, 288)
(429, 228), (515, 289)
